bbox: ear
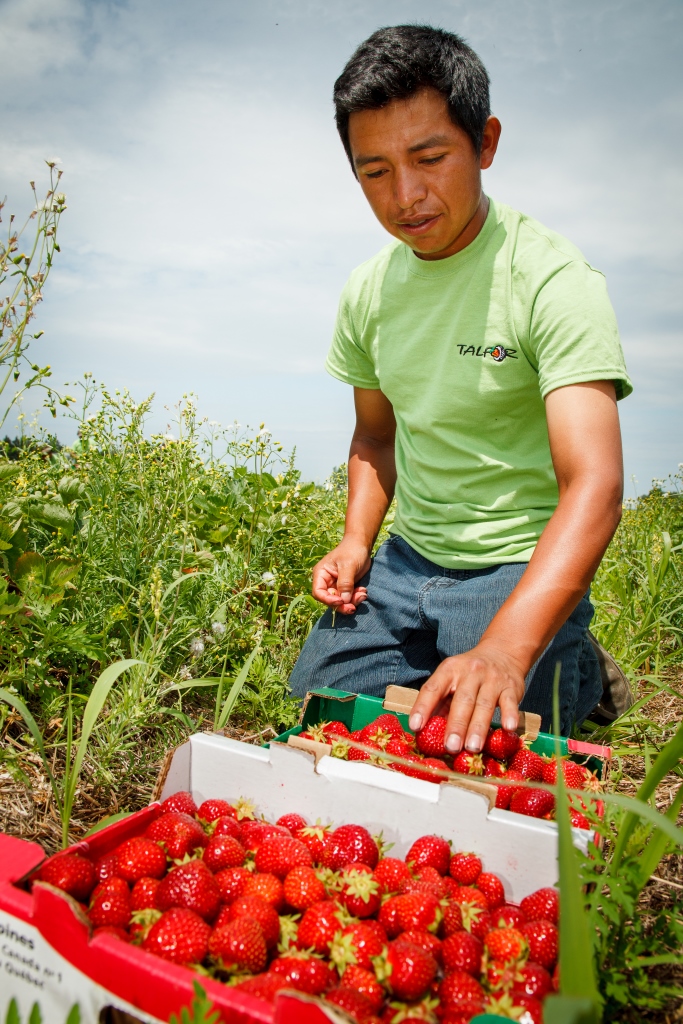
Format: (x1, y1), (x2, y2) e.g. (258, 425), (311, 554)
(480, 116), (502, 170)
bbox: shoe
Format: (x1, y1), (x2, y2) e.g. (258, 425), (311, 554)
(585, 630), (634, 725)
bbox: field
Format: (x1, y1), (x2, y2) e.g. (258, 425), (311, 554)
(0, 174), (681, 1023)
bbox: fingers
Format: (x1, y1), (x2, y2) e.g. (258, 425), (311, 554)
(408, 666), (453, 733)
(447, 678), (498, 754)
(312, 562), (340, 605)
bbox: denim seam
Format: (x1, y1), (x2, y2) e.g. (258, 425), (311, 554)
(417, 577), (451, 630)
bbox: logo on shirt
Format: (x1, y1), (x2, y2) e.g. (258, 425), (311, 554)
(457, 344), (518, 361)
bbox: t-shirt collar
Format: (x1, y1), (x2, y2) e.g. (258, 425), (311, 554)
(403, 196), (498, 278)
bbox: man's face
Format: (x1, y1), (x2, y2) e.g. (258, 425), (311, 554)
(348, 88), (500, 260)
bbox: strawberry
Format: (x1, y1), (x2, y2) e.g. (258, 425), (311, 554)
(325, 987), (375, 1023)
(406, 835), (451, 876)
(294, 823), (331, 863)
(308, 720), (352, 743)
(418, 757), (451, 782)
(442, 876), (461, 900)
(342, 965), (385, 1010)
(349, 739), (384, 762)
(235, 973), (289, 1002)
(386, 737), (414, 759)
(441, 901), (464, 937)
(520, 920), (558, 969)
(330, 920), (386, 972)
(465, 909), (492, 943)
(454, 885), (489, 911)
(379, 895), (405, 938)
(510, 994), (543, 1024)
(92, 925), (130, 942)
(449, 853), (481, 886)
(570, 808), (591, 829)
(492, 904), (527, 930)
(160, 791), (197, 816)
(510, 787), (555, 819)
(211, 815), (241, 840)
(130, 876), (161, 911)
(483, 728), (521, 762)
(156, 860), (220, 922)
(243, 871), (285, 911)
(439, 1003), (485, 1024)
(240, 821), (290, 850)
(324, 824), (379, 870)
(37, 853), (97, 902)
(441, 931), (482, 976)
(277, 812), (308, 831)
(438, 969), (484, 1008)
(394, 754), (436, 779)
(362, 713), (405, 744)
(374, 939), (438, 1000)
(519, 887), (559, 925)
(396, 892), (442, 934)
(512, 961), (553, 998)
(225, 894), (281, 948)
(374, 857), (413, 894)
(197, 798), (235, 822)
(484, 926), (528, 964)
(255, 835), (313, 878)
(400, 929), (443, 965)
(145, 811), (207, 859)
(415, 716), (447, 757)
(497, 767), (526, 808)
(509, 749), (544, 781)
(483, 756), (507, 778)
(208, 917), (267, 972)
(94, 851), (119, 884)
(297, 900), (345, 954)
(203, 834), (246, 873)
(403, 866), (447, 899)
(552, 962), (560, 991)
(270, 952), (336, 994)
(493, 781), (512, 810)
(284, 865), (326, 910)
(113, 838), (167, 884)
(476, 872), (505, 910)
(340, 867), (382, 918)
(214, 865), (250, 904)
(452, 752), (484, 776)
(485, 958), (521, 992)
(89, 877), (131, 928)
(143, 906), (209, 964)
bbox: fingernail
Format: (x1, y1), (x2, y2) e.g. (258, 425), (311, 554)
(409, 713), (423, 731)
(340, 592), (351, 603)
(466, 734), (481, 752)
(445, 733), (461, 753)
(503, 717), (517, 731)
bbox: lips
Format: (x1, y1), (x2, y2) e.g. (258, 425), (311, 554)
(396, 213), (442, 235)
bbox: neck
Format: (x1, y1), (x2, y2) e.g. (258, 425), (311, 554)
(415, 193), (489, 261)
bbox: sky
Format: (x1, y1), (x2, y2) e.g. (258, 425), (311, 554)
(2, 0), (681, 492)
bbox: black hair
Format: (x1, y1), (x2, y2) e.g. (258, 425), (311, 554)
(334, 25), (491, 174)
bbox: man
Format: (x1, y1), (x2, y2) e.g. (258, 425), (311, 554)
(289, 25), (631, 753)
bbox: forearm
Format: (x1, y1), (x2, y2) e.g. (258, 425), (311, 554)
(344, 433), (397, 552)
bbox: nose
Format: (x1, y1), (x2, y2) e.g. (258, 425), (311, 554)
(393, 165), (427, 210)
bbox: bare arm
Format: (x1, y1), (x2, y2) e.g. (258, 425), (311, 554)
(409, 380), (624, 751)
(311, 387), (397, 613)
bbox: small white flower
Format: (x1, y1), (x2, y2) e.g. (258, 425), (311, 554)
(178, 664), (193, 681)
(281, 500), (288, 508)
(281, 515), (288, 525)
(164, 433), (176, 442)
(189, 638), (205, 657)
(211, 621), (226, 636)
(46, 156), (62, 166)
(261, 571), (276, 587)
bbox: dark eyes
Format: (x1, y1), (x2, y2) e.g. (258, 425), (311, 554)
(364, 154), (446, 179)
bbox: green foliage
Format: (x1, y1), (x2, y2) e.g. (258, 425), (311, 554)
(169, 981), (220, 1024)
(3, 1003), (80, 1024)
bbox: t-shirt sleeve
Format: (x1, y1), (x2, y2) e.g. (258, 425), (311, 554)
(527, 261), (633, 400)
(325, 279), (381, 389)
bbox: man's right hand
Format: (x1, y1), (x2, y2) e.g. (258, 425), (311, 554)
(312, 538), (372, 614)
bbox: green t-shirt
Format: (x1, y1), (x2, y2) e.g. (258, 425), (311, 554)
(326, 198), (632, 569)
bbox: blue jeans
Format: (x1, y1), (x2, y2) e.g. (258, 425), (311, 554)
(289, 535), (602, 735)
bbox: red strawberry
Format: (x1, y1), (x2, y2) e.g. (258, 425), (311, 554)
(156, 860), (220, 922)
(483, 756), (507, 778)
(415, 716), (447, 757)
(130, 876), (161, 911)
(455, 885), (489, 911)
(441, 900), (464, 937)
(270, 953), (336, 994)
(396, 891), (442, 934)
(243, 871), (285, 911)
(324, 824), (379, 870)
(225, 894), (280, 948)
(342, 965), (384, 1010)
(37, 854), (97, 902)
(208, 917), (267, 972)
(497, 767), (526, 808)
(284, 865), (326, 910)
(362, 714), (405, 745)
(236, 973), (289, 1002)
(492, 904), (527, 930)
(325, 987), (375, 1023)
(484, 926), (528, 964)
(339, 867), (381, 918)
(510, 787), (555, 818)
(211, 815), (241, 840)
(521, 919), (558, 969)
(519, 887), (559, 925)
(417, 757), (451, 782)
(240, 821), (291, 851)
(254, 835), (313, 878)
(277, 812), (308, 831)
(203, 834), (246, 873)
(483, 727), (521, 762)
(297, 900), (344, 954)
(570, 808), (591, 829)
(476, 872), (505, 910)
(374, 857), (413, 894)
(142, 906), (210, 964)
(379, 895), (405, 939)
(406, 835), (451, 876)
(214, 865), (250, 904)
(386, 737), (414, 759)
(511, 994), (543, 1024)
(466, 910), (492, 943)
(92, 925), (130, 942)
(113, 838), (167, 884)
(197, 798), (235, 822)
(375, 939), (437, 1001)
(349, 739), (383, 762)
(512, 961), (553, 998)
(494, 781), (512, 810)
(441, 931), (482, 975)
(485, 958), (520, 993)
(443, 876), (461, 900)
(145, 812), (207, 859)
(452, 752), (484, 776)
(89, 877), (131, 928)
(438, 969), (485, 1008)
(160, 791), (197, 816)
(394, 754), (436, 779)
(294, 823), (331, 863)
(330, 920), (386, 972)
(400, 929), (443, 965)
(449, 852), (482, 886)
(402, 866), (447, 899)
(439, 1003), (485, 1024)
(94, 851), (119, 884)
(509, 749), (544, 781)
(350, 729), (364, 741)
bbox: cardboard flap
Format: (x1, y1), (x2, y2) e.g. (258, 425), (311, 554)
(444, 775), (498, 810)
(383, 685), (419, 714)
(518, 711), (541, 740)
(287, 734), (332, 765)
